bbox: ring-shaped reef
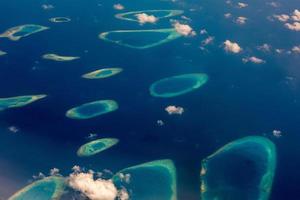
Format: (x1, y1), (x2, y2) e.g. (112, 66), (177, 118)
(8, 176), (65, 200)
(150, 73), (208, 98)
(113, 159), (177, 200)
(82, 68), (123, 79)
(99, 28), (182, 49)
(0, 24), (49, 41)
(42, 54), (80, 61)
(115, 10), (184, 22)
(200, 136), (276, 200)
(49, 17), (71, 23)
(66, 100), (118, 120)
(77, 138), (119, 157)
(0, 95), (47, 111)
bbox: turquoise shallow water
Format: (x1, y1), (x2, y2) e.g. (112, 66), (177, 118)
(0, 0), (300, 199)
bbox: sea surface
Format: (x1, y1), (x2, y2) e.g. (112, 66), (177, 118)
(0, 0), (300, 199)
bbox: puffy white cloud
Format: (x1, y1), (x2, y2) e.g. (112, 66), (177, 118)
(223, 40), (242, 53)
(113, 4), (124, 10)
(237, 2), (248, 8)
(173, 21), (196, 36)
(285, 22), (300, 31)
(68, 169), (129, 200)
(135, 13), (157, 24)
(165, 106), (184, 115)
(236, 16), (247, 25)
(273, 14), (290, 22)
(291, 9), (300, 21)
(273, 130), (282, 138)
(292, 45), (300, 53)
(50, 168), (60, 176)
(242, 56), (266, 64)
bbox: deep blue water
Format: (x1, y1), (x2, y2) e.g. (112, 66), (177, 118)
(0, 0), (300, 199)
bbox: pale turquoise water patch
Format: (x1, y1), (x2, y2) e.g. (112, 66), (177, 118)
(115, 10), (184, 22)
(0, 50), (7, 56)
(99, 29), (181, 49)
(150, 73), (208, 98)
(66, 100), (118, 119)
(0, 95), (47, 111)
(82, 68), (123, 79)
(200, 136), (276, 200)
(113, 159), (177, 200)
(49, 17), (71, 23)
(8, 177), (65, 200)
(42, 54), (80, 61)
(0, 24), (49, 41)
(77, 138), (119, 157)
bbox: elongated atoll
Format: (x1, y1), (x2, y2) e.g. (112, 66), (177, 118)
(66, 100), (118, 120)
(0, 95), (47, 111)
(150, 73), (208, 98)
(113, 159), (177, 200)
(49, 17), (71, 23)
(115, 10), (184, 22)
(8, 176), (65, 200)
(200, 136), (276, 200)
(82, 68), (123, 79)
(77, 138), (119, 157)
(42, 53), (80, 61)
(0, 50), (7, 56)
(99, 28), (182, 49)
(0, 24), (49, 41)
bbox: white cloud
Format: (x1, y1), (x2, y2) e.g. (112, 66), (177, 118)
(291, 9), (300, 21)
(173, 21), (196, 36)
(32, 172), (46, 180)
(237, 2), (248, 8)
(267, 2), (280, 8)
(135, 13), (157, 24)
(285, 22), (300, 31)
(113, 4), (124, 10)
(200, 29), (208, 35)
(292, 45), (300, 53)
(68, 170), (129, 200)
(223, 40), (242, 53)
(165, 106), (184, 115)
(242, 56), (266, 64)
(201, 36), (214, 46)
(224, 13), (232, 18)
(273, 130), (282, 138)
(50, 168), (60, 176)
(257, 43), (272, 52)
(273, 14), (290, 22)
(236, 16), (247, 25)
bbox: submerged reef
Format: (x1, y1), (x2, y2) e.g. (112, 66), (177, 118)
(200, 136), (276, 200)
(0, 24), (49, 41)
(82, 68), (123, 79)
(77, 138), (119, 157)
(0, 95), (46, 111)
(113, 159), (177, 200)
(150, 73), (208, 98)
(8, 176), (65, 200)
(99, 29), (182, 49)
(66, 100), (118, 120)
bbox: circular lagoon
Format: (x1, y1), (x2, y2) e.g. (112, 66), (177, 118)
(66, 100), (118, 120)
(150, 73), (208, 98)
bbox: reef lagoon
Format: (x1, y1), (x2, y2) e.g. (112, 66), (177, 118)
(0, 0), (300, 199)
